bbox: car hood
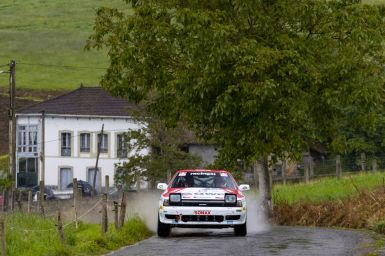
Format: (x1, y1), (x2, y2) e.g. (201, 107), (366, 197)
(163, 187), (243, 200)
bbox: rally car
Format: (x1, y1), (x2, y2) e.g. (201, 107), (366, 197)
(157, 169), (250, 237)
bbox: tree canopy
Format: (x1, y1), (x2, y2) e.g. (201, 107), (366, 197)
(88, 0), (385, 167)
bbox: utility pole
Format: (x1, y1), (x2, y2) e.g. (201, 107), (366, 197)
(39, 110), (45, 211)
(8, 60), (16, 211)
(93, 124), (104, 196)
(40, 111), (45, 181)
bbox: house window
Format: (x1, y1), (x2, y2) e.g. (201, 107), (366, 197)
(61, 132), (71, 156)
(80, 133), (90, 153)
(117, 134), (127, 158)
(17, 125), (38, 153)
(59, 168), (73, 190)
(98, 134), (108, 153)
(87, 168), (101, 192)
(17, 157), (38, 187)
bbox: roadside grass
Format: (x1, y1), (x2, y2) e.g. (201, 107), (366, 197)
(273, 172), (385, 205)
(0, 0), (131, 90)
(6, 213), (151, 256)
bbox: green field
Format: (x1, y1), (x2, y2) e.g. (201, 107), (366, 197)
(0, 0), (384, 91)
(0, 0), (130, 90)
(273, 172), (385, 205)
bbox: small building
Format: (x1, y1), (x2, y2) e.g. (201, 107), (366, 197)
(15, 86), (146, 191)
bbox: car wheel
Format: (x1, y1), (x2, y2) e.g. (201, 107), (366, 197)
(234, 222), (247, 236)
(157, 215), (170, 237)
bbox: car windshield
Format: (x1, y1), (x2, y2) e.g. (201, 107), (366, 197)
(171, 172), (236, 189)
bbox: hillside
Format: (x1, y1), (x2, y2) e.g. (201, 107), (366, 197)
(0, 0), (128, 90)
(0, 0), (383, 91)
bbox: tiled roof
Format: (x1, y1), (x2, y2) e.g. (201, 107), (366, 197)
(17, 86), (136, 117)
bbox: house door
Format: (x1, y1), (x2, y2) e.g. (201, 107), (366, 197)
(59, 168), (73, 190)
(87, 168), (101, 192)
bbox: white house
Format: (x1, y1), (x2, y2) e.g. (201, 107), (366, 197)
(15, 86), (146, 191)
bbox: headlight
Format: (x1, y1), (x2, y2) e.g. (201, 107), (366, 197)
(225, 194), (236, 204)
(169, 194), (181, 202)
(163, 199), (169, 206)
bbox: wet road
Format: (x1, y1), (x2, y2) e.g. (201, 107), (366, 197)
(108, 226), (376, 256)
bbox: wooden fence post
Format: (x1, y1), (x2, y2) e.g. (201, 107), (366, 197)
(0, 217), (6, 256)
(56, 208), (65, 244)
(304, 153), (310, 184)
(73, 178), (78, 229)
(101, 193), (108, 234)
(10, 189), (15, 212)
(105, 175), (109, 201)
(27, 190), (32, 213)
(113, 201), (119, 230)
(336, 155), (342, 179)
(372, 159), (378, 173)
(361, 152), (366, 171)
(119, 191), (127, 229)
(16, 190), (22, 211)
(39, 180), (45, 217)
(282, 159), (287, 185)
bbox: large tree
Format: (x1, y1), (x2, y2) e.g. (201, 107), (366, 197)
(88, 0), (385, 217)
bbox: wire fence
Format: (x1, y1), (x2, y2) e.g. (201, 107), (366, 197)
(270, 152), (385, 183)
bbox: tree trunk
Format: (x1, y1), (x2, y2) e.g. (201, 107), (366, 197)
(257, 158), (273, 220)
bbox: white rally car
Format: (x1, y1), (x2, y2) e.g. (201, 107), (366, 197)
(157, 169), (250, 237)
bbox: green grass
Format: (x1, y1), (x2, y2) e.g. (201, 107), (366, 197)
(273, 172), (385, 205)
(0, 0), (131, 90)
(6, 213), (151, 256)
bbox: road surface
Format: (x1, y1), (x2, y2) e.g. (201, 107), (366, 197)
(108, 226), (378, 256)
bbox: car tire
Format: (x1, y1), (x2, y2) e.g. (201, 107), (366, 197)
(157, 215), (171, 237)
(234, 222), (247, 236)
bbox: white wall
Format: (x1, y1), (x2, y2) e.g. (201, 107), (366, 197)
(16, 114), (147, 188)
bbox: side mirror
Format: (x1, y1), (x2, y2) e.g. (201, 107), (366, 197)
(157, 183), (168, 190)
(239, 184), (250, 191)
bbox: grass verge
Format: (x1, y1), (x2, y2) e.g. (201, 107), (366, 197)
(6, 213), (151, 256)
(273, 171), (385, 235)
(273, 172), (385, 205)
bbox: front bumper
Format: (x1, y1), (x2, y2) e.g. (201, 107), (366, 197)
(159, 206), (247, 227)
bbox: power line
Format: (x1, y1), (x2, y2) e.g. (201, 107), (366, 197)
(17, 62), (107, 70)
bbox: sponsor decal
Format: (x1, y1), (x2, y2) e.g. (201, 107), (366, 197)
(179, 172), (187, 176)
(194, 210), (211, 215)
(220, 173), (228, 177)
(182, 194), (193, 199)
(190, 172), (216, 176)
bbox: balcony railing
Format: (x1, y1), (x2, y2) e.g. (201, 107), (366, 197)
(61, 147), (71, 156)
